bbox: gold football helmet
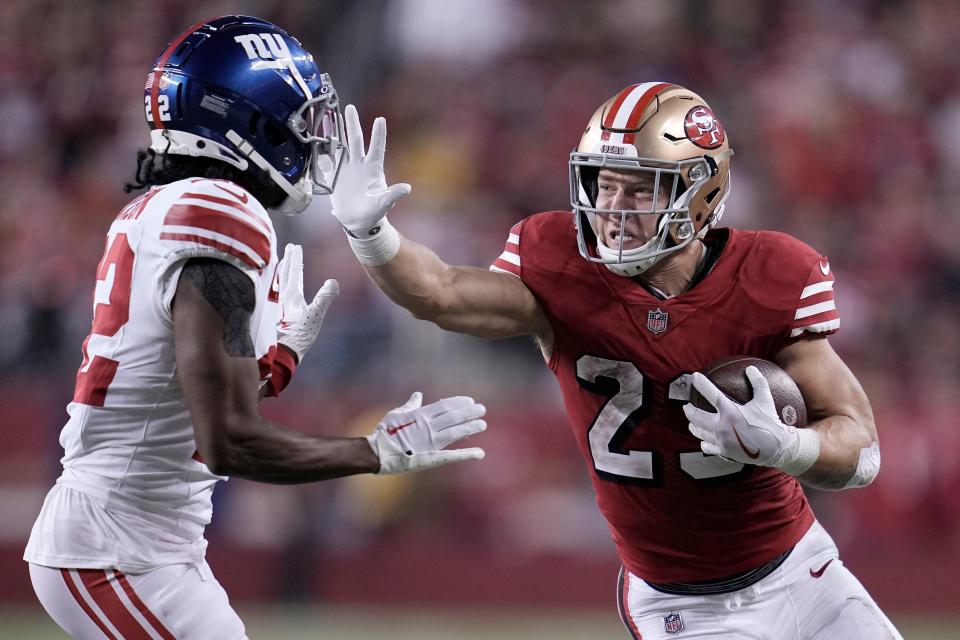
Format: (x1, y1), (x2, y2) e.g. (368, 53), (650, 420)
(569, 82), (733, 276)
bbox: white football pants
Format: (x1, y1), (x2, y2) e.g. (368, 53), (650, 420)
(617, 521), (903, 639)
(29, 561), (247, 640)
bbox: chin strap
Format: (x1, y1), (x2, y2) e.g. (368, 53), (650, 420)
(225, 130), (312, 215)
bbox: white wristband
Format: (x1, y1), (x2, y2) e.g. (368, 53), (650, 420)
(777, 427), (821, 477)
(345, 217), (400, 267)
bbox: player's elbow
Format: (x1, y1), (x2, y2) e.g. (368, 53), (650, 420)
(194, 413), (255, 476)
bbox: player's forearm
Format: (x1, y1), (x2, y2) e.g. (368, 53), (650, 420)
(201, 416), (379, 482)
(364, 237), (454, 322)
(797, 415), (879, 491)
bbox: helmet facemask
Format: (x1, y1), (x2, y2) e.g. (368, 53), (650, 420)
(570, 151), (731, 276)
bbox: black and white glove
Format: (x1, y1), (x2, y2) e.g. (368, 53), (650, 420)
(367, 393), (486, 474)
(275, 243), (339, 363)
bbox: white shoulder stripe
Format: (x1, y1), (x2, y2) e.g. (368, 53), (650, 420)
(497, 251), (520, 266)
(507, 233), (520, 244)
(795, 300), (836, 320)
(800, 280), (834, 299)
(791, 319), (841, 337)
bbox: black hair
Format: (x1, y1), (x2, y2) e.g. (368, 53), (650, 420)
(124, 147), (288, 208)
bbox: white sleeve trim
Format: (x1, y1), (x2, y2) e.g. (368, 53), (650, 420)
(790, 318), (840, 337)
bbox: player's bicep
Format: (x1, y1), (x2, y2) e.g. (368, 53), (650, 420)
(774, 337), (876, 439)
(173, 259), (261, 456)
(438, 266), (551, 340)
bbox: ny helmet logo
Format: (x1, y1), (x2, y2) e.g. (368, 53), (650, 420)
(234, 33), (292, 69)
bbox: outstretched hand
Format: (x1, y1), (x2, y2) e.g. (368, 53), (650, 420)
(329, 104), (411, 236)
(275, 243), (339, 363)
(367, 392), (486, 474)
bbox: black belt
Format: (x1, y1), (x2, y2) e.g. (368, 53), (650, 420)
(645, 547), (793, 596)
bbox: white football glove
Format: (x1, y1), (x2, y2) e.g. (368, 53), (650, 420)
(367, 392), (486, 475)
(275, 243), (339, 363)
(683, 366), (820, 476)
(330, 104), (411, 236)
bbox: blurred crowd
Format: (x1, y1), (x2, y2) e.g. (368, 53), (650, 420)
(1, 0), (959, 608)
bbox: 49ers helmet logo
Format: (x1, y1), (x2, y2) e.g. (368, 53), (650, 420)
(684, 106), (726, 149)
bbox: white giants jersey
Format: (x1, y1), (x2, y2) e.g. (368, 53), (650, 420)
(26, 178), (280, 571)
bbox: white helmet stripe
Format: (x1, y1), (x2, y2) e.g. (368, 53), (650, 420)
(609, 82), (666, 129)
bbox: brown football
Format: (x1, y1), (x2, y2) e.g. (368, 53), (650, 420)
(689, 356), (808, 427)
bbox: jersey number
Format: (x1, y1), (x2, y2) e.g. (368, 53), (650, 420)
(73, 234), (134, 406)
(576, 355), (743, 484)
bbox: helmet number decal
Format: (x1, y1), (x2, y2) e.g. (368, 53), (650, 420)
(683, 106), (725, 149)
(144, 94), (171, 122)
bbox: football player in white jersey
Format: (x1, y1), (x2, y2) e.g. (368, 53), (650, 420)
(24, 16), (484, 640)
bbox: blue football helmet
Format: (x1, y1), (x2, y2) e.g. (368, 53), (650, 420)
(144, 15), (344, 214)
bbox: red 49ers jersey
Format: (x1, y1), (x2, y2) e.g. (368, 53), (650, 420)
(491, 212), (839, 583)
(56, 178), (281, 540)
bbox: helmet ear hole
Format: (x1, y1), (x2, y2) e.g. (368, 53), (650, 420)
(248, 112), (261, 137)
(263, 121), (285, 147)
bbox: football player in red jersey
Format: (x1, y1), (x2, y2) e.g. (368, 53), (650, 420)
(25, 17), (486, 640)
(331, 83), (903, 638)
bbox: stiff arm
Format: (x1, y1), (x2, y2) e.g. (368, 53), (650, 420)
(365, 236), (554, 350)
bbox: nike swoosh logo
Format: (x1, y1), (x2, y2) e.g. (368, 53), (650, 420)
(731, 424), (760, 459)
(387, 420), (416, 436)
(819, 260), (830, 276)
(810, 559), (833, 578)
(215, 183), (250, 204)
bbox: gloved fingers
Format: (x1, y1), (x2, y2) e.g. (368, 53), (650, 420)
(417, 448), (486, 471)
(421, 396), (478, 418)
(690, 372), (725, 411)
(687, 422), (719, 448)
(434, 420), (487, 448)
(700, 441), (723, 457)
(397, 391), (423, 413)
(366, 116), (387, 166)
(290, 244), (305, 300)
(344, 104), (365, 162)
(315, 152), (334, 178)
(308, 278), (340, 314)
(430, 403), (487, 429)
(683, 402), (719, 429)
(745, 366), (775, 410)
(378, 182), (412, 211)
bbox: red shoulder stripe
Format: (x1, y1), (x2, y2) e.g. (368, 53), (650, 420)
(159, 232), (261, 269)
(179, 192), (269, 234)
(164, 204), (270, 264)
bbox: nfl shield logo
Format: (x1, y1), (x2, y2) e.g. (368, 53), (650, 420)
(647, 308), (669, 334)
(664, 611), (684, 634)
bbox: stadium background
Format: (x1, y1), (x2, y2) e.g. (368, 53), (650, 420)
(1, 0), (958, 637)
